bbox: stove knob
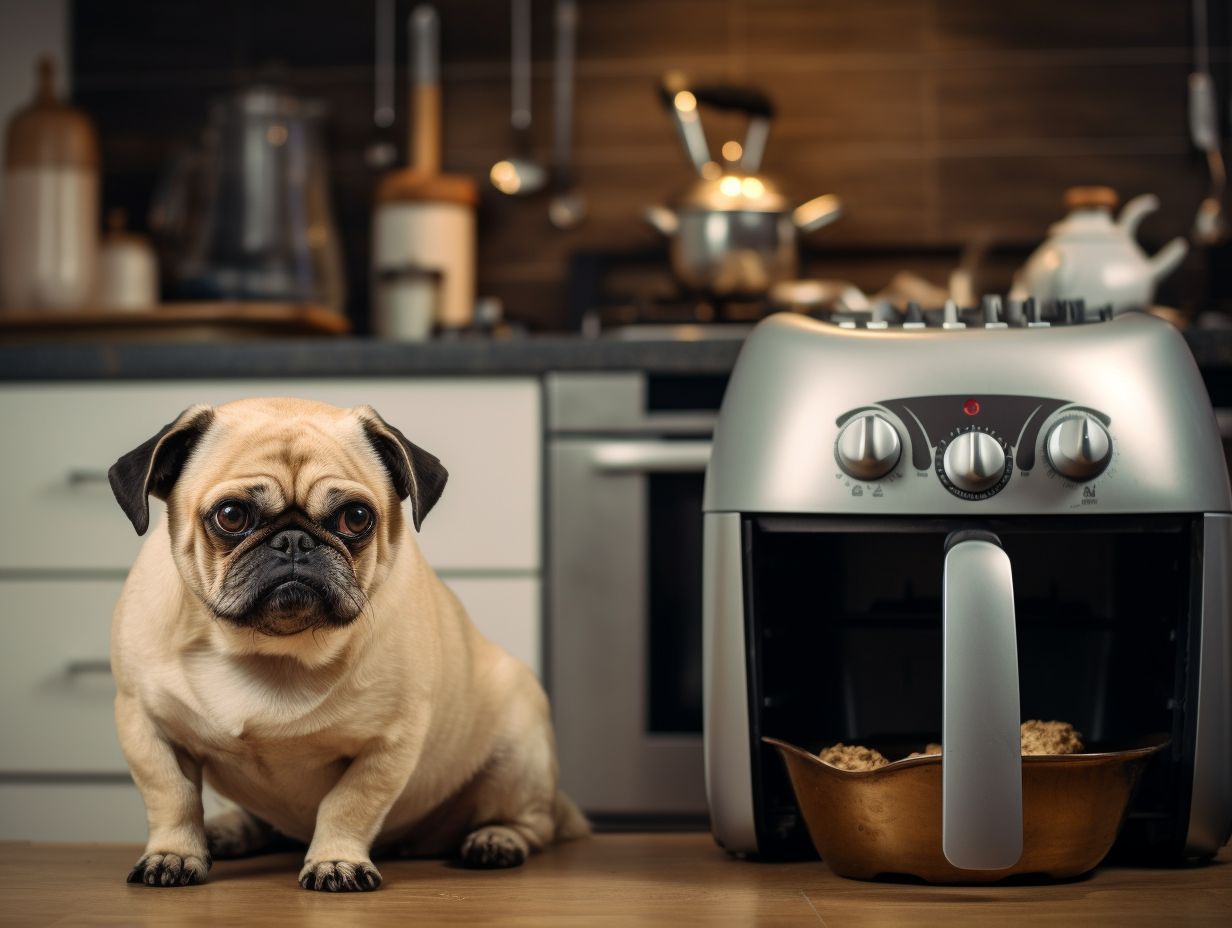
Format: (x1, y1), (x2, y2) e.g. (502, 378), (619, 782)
(1046, 414), (1111, 481)
(943, 431), (1006, 493)
(836, 414), (901, 480)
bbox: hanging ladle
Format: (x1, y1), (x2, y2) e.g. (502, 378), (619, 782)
(490, 0), (547, 195)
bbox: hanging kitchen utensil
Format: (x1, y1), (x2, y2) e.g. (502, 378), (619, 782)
(491, 0), (547, 195)
(373, 4), (478, 333)
(548, 0), (585, 228)
(1190, 0), (1227, 244)
(365, 0), (399, 169)
(644, 75), (842, 298)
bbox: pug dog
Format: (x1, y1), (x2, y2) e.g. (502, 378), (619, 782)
(107, 397), (587, 891)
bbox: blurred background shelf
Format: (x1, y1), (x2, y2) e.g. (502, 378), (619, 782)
(0, 302), (350, 343)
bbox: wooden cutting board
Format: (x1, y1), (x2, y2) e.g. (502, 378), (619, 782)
(0, 302), (350, 343)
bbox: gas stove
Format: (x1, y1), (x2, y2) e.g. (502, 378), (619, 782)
(595, 297), (1115, 340)
(830, 296), (1113, 330)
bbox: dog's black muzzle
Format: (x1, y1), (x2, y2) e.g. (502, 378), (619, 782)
(215, 521), (365, 632)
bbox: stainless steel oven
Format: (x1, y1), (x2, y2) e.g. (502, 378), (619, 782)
(546, 372), (722, 821)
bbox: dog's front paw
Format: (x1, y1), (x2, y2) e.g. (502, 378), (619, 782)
(126, 852), (211, 887)
(298, 859), (382, 892)
(460, 826), (529, 869)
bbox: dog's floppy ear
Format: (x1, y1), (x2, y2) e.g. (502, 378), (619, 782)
(359, 407), (448, 532)
(108, 405), (215, 535)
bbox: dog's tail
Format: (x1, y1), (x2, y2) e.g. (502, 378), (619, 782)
(553, 790), (591, 842)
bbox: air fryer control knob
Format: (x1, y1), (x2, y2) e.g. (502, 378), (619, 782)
(943, 431), (1007, 493)
(835, 414), (901, 480)
(1046, 414), (1111, 481)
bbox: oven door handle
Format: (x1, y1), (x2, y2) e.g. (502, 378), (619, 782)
(588, 440), (713, 474)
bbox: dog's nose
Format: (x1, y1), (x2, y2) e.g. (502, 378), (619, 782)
(268, 528), (317, 555)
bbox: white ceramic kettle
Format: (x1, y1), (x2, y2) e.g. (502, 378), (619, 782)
(1012, 187), (1188, 313)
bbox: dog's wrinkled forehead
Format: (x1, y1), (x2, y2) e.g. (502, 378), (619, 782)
(187, 399), (384, 510)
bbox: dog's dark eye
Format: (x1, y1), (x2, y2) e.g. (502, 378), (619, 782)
(213, 502), (252, 535)
(336, 505), (374, 537)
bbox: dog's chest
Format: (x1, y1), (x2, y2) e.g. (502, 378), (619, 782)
(163, 653), (386, 759)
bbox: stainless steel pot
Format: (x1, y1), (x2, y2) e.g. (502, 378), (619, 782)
(645, 78), (842, 297)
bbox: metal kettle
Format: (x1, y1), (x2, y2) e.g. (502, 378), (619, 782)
(645, 76), (842, 298)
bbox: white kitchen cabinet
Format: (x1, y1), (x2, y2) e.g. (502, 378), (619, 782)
(0, 783), (149, 842)
(446, 576), (542, 677)
(0, 579), (127, 774)
(0, 783), (233, 842)
(0, 379), (540, 572)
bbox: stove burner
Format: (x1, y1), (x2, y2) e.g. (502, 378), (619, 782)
(832, 296), (1116, 330)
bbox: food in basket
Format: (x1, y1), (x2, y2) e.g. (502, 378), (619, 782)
(1019, 719), (1084, 755)
(816, 742), (889, 771)
(825, 720), (1085, 766)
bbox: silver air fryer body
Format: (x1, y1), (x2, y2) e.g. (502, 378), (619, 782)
(702, 312), (1232, 863)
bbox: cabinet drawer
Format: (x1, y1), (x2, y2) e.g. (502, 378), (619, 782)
(0, 379), (540, 571)
(0, 782), (233, 842)
(0, 576), (542, 777)
(0, 782), (147, 842)
(0, 580), (128, 774)
(445, 575), (541, 678)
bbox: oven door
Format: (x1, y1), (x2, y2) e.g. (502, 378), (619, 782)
(548, 437), (712, 820)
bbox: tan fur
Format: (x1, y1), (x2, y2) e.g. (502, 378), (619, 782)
(112, 397), (586, 891)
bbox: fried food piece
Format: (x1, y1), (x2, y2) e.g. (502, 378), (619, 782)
(1019, 719), (1084, 755)
(910, 723), (1084, 759)
(817, 742), (889, 771)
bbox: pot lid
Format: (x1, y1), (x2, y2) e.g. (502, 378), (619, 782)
(4, 57), (98, 170)
(676, 171), (791, 213)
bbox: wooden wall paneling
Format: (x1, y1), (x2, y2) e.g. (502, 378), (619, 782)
(69, 0), (1217, 329)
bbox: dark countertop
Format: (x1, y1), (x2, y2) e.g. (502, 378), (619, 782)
(0, 336), (744, 381)
(3, 328), (1232, 382)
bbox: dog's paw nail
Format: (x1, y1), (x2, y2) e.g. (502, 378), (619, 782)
(298, 859), (382, 893)
(460, 828), (528, 869)
(126, 852), (209, 887)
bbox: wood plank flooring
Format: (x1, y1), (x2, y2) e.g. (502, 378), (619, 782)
(1, 835), (1228, 926)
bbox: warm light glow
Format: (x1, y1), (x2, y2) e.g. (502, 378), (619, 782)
(266, 124), (288, 146)
(701, 161), (722, 180)
(719, 175), (742, 197)
(741, 177), (764, 198)
(721, 140), (743, 162)
(674, 90), (697, 112)
(490, 160), (522, 194)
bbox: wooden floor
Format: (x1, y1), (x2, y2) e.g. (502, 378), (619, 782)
(1, 835), (1229, 927)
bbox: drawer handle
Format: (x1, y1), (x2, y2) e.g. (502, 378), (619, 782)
(65, 659), (113, 676)
(66, 469), (111, 486)
(589, 440), (713, 474)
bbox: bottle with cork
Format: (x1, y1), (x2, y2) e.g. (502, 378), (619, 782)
(1, 56), (100, 312)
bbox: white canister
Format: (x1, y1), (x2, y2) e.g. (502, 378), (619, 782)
(372, 170), (477, 332)
(98, 210), (158, 311)
(1, 57), (99, 312)
(373, 265), (442, 341)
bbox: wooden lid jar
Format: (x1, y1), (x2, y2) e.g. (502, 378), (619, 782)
(5, 57), (98, 171)
(1, 57), (100, 311)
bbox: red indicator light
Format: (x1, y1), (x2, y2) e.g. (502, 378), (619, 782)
(963, 399), (981, 416)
